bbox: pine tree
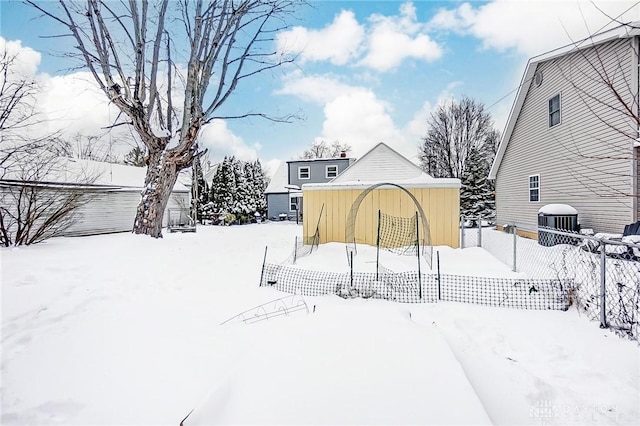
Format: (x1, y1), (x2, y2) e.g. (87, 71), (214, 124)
(252, 160), (268, 216)
(211, 156), (236, 213)
(232, 157), (250, 218)
(243, 161), (257, 214)
(209, 157), (267, 223)
(461, 146), (495, 224)
(192, 156), (210, 221)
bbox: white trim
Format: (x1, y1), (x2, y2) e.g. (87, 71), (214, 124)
(325, 164), (338, 179)
(489, 21), (640, 180)
(548, 93), (561, 128)
(302, 179), (461, 191)
(298, 166), (310, 179)
(289, 194), (300, 211)
(529, 174), (541, 203)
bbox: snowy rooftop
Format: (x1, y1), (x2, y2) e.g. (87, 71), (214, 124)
(1, 157), (189, 191)
(303, 142), (460, 190)
(264, 161), (294, 194)
(303, 174), (461, 190)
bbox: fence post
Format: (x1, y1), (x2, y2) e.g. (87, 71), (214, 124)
(293, 236), (298, 264)
(259, 246), (268, 286)
(350, 251), (354, 289)
(477, 217), (482, 247)
(460, 215), (465, 248)
(415, 211), (422, 301)
(376, 210), (381, 281)
(437, 250), (441, 301)
(512, 224), (517, 272)
(600, 242), (607, 328)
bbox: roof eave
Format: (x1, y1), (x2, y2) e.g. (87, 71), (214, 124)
(489, 22), (640, 180)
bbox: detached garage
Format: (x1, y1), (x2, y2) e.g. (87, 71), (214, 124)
(301, 143), (461, 248)
(0, 158), (190, 239)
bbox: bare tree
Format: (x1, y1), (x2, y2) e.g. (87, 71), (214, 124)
(0, 38), (101, 246)
(53, 133), (119, 163)
(419, 96), (500, 179)
(0, 144), (98, 246)
(299, 140), (352, 159)
(27, 0), (303, 237)
(0, 43), (52, 176)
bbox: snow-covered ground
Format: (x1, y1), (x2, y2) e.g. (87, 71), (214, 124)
(1, 222), (638, 425)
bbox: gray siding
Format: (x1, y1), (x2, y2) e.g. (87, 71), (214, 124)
(60, 190), (190, 236)
(287, 158), (351, 188)
(267, 193), (290, 219)
(495, 38), (637, 234)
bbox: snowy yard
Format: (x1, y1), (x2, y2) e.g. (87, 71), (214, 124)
(1, 222), (638, 425)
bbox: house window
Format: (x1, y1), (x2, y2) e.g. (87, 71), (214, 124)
(326, 165), (338, 179)
(298, 166), (310, 179)
(289, 195), (300, 211)
(529, 175), (540, 202)
(548, 94), (561, 127)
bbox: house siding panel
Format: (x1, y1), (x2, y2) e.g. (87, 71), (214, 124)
(58, 190), (189, 236)
(287, 158), (351, 189)
(266, 193), (290, 219)
(495, 38), (636, 234)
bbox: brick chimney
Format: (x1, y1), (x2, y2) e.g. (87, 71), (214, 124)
(340, 151), (346, 158)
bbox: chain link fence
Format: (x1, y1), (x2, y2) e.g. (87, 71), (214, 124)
(461, 216), (640, 340)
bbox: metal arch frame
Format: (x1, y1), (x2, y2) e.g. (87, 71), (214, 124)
(345, 182), (431, 248)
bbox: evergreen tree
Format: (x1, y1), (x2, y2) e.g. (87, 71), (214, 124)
(192, 155), (210, 221)
(252, 160), (268, 216)
(208, 156), (268, 223)
(232, 157), (250, 217)
(461, 146), (495, 224)
(123, 146), (146, 167)
(211, 156), (236, 213)
(243, 161), (258, 214)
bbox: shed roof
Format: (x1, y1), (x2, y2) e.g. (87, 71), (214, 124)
(489, 21), (640, 180)
(304, 142), (460, 190)
(1, 157), (189, 192)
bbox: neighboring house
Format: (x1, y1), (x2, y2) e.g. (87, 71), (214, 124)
(489, 23), (640, 237)
(0, 157), (190, 237)
(302, 142), (461, 248)
(265, 155), (354, 220)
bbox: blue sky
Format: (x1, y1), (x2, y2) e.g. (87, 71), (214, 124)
(1, 0), (638, 174)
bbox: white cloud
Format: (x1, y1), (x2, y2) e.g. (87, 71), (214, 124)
(429, 0), (640, 57)
(277, 72), (357, 104)
(276, 10), (364, 65)
(360, 2), (443, 71)
(38, 73), (116, 136)
(279, 72), (417, 159)
(277, 2), (443, 72)
(0, 37), (41, 78)
(199, 120), (259, 162)
(320, 89), (404, 157)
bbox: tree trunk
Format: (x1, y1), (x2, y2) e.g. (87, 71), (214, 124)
(133, 150), (179, 238)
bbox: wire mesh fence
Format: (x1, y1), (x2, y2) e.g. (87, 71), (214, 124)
(259, 260), (570, 309)
(281, 226), (321, 265)
(461, 216), (640, 340)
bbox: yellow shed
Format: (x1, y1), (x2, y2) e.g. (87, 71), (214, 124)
(302, 143), (461, 248)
